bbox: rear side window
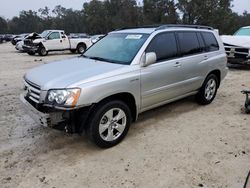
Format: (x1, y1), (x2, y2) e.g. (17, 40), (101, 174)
(146, 32), (178, 62)
(177, 32), (201, 56)
(197, 32), (206, 52)
(201, 32), (219, 52)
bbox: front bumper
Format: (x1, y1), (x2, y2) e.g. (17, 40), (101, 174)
(224, 46), (250, 64)
(20, 93), (50, 127)
(22, 45), (39, 53)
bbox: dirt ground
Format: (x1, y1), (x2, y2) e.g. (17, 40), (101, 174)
(0, 42), (249, 188)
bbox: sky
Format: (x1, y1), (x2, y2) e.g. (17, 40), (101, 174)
(0, 0), (249, 19)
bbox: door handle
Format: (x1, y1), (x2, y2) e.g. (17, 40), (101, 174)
(204, 56), (208, 60)
(173, 62), (181, 67)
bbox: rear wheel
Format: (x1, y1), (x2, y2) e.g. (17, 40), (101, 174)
(77, 43), (86, 54)
(196, 74), (218, 105)
(38, 46), (48, 56)
(86, 100), (132, 148)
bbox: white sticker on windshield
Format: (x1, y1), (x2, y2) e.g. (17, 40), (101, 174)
(125, 35), (142, 39)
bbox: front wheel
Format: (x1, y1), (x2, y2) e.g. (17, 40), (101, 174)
(196, 74), (218, 105)
(38, 46), (48, 56)
(86, 100), (132, 148)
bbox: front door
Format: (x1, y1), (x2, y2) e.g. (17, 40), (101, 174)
(46, 32), (64, 50)
(140, 32), (185, 110)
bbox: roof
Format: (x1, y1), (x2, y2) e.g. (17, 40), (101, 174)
(111, 24), (214, 34)
(45, 30), (64, 33)
(113, 28), (156, 34)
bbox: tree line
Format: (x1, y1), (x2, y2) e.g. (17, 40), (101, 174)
(0, 0), (250, 35)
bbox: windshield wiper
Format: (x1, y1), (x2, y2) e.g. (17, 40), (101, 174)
(81, 55), (128, 64)
(88, 56), (125, 64)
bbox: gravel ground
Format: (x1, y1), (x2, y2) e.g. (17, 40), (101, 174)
(0, 43), (249, 188)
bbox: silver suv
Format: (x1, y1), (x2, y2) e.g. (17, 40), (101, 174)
(21, 25), (228, 148)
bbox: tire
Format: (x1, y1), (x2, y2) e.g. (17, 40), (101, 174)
(27, 51), (35, 55)
(70, 49), (76, 53)
(77, 43), (86, 54)
(196, 74), (218, 105)
(86, 100), (132, 148)
(11, 40), (16, 45)
(38, 46), (48, 56)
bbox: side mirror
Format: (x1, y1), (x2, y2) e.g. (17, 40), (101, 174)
(141, 52), (157, 67)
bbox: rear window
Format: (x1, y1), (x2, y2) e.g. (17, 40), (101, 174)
(177, 32), (201, 56)
(201, 32), (219, 52)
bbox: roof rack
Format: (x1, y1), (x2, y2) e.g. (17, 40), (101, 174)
(116, 24), (213, 31)
(116, 25), (162, 31)
(155, 24), (214, 31)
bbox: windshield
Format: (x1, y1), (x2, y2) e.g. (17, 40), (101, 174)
(83, 33), (149, 65)
(40, 30), (51, 38)
(234, 28), (250, 36)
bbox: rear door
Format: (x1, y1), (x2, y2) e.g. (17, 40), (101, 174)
(175, 31), (208, 93)
(140, 32), (185, 110)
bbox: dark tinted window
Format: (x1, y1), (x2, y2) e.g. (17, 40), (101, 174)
(146, 32), (178, 62)
(197, 32), (206, 52)
(177, 32), (201, 56)
(202, 32), (219, 52)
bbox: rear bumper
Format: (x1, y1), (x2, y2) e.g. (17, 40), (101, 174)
(20, 93), (50, 127)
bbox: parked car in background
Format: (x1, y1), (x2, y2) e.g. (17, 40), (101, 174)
(221, 26), (250, 64)
(15, 40), (25, 52)
(11, 33), (29, 45)
(0, 35), (3, 43)
(91, 34), (105, 44)
(3, 34), (14, 42)
(69, 33), (90, 39)
(23, 30), (92, 56)
(20, 25), (228, 148)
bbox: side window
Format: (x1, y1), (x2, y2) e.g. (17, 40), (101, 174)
(146, 32), (178, 62)
(201, 32), (219, 52)
(197, 32), (206, 52)
(177, 32), (201, 56)
(48, 32), (60, 40)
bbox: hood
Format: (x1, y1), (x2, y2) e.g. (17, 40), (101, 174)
(221, 35), (250, 48)
(25, 57), (124, 90)
(26, 32), (43, 40)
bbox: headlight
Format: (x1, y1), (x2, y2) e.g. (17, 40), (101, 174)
(46, 88), (81, 107)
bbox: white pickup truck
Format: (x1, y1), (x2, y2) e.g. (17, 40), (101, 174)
(23, 30), (92, 56)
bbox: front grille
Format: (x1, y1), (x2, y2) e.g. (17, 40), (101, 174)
(24, 79), (41, 103)
(224, 43), (249, 58)
(24, 39), (34, 46)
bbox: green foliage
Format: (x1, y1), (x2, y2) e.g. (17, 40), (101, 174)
(143, 0), (179, 24)
(0, 0), (249, 35)
(0, 17), (8, 33)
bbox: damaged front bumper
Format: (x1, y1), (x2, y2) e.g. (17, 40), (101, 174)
(22, 45), (39, 53)
(20, 93), (93, 133)
(224, 45), (250, 64)
(20, 93), (51, 127)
